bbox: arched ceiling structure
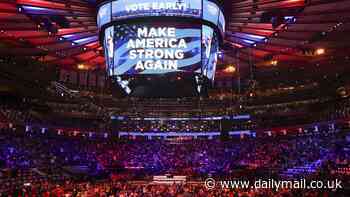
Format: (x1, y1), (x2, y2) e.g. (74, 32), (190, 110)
(0, 0), (349, 78)
(220, 0), (350, 77)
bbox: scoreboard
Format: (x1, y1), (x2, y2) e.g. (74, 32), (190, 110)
(98, 0), (225, 96)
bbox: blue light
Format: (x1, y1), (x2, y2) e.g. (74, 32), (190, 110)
(284, 16), (295, 20)
(245, 34), (266, 40)
(232, 115), (251, 120)
(62, 34), (75, 39)
(235, 33), (266, 42)
(242, 39), (255, 44)
(73, 36), (98, 44)
(284, 16), (296, 23)
(21, 6), (47, 11)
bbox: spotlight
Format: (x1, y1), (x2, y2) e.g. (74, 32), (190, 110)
(77, 64), (86, 70)
(224, 65), (236, 73)
(315, 48), (325, 56)
(271, 60), (278, 66)
(218, 51), (224, 59)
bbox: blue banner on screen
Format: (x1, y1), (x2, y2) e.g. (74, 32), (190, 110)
(105, 23), (202, 75)
(97, 0), (225, 33)
(111, 0), (202, 20)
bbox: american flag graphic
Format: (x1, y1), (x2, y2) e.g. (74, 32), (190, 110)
(111, 24), (202, 75)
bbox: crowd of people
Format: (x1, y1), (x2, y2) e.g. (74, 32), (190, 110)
(0, 93), (349, 196)
(0, 129), (349, 196)
(0, 105), (37, 126)
(116, 120), (222, 133)
(1, 93), (350, 134)
(1, 129), (348, 176)
(1, 97), (350, 195)
(0, 180), (346, 197)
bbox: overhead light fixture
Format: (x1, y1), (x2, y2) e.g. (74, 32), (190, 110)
(77, 64), (86, 70)
(224, 65), (236, 73)
(315, 48), (325, 55)
(271, 60), (278, 66)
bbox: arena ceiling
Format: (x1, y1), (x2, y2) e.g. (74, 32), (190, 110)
(0, 0), (349, 78)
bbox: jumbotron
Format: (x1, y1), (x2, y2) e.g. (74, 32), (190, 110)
(98, 0), (225, 97)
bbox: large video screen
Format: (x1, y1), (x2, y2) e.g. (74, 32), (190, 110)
(105, 23), (202, 75)
(97, 3), (111, 28)
(218, 11), (225, 34)
(203, 0), (219, 25)
(202, 25), (219, 82)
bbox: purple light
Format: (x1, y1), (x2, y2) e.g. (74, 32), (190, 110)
(242, 39), (255, 44)
(21, 6), (47, 11)
(62, 34), (75, 39)
(73, 36), (98, 44)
